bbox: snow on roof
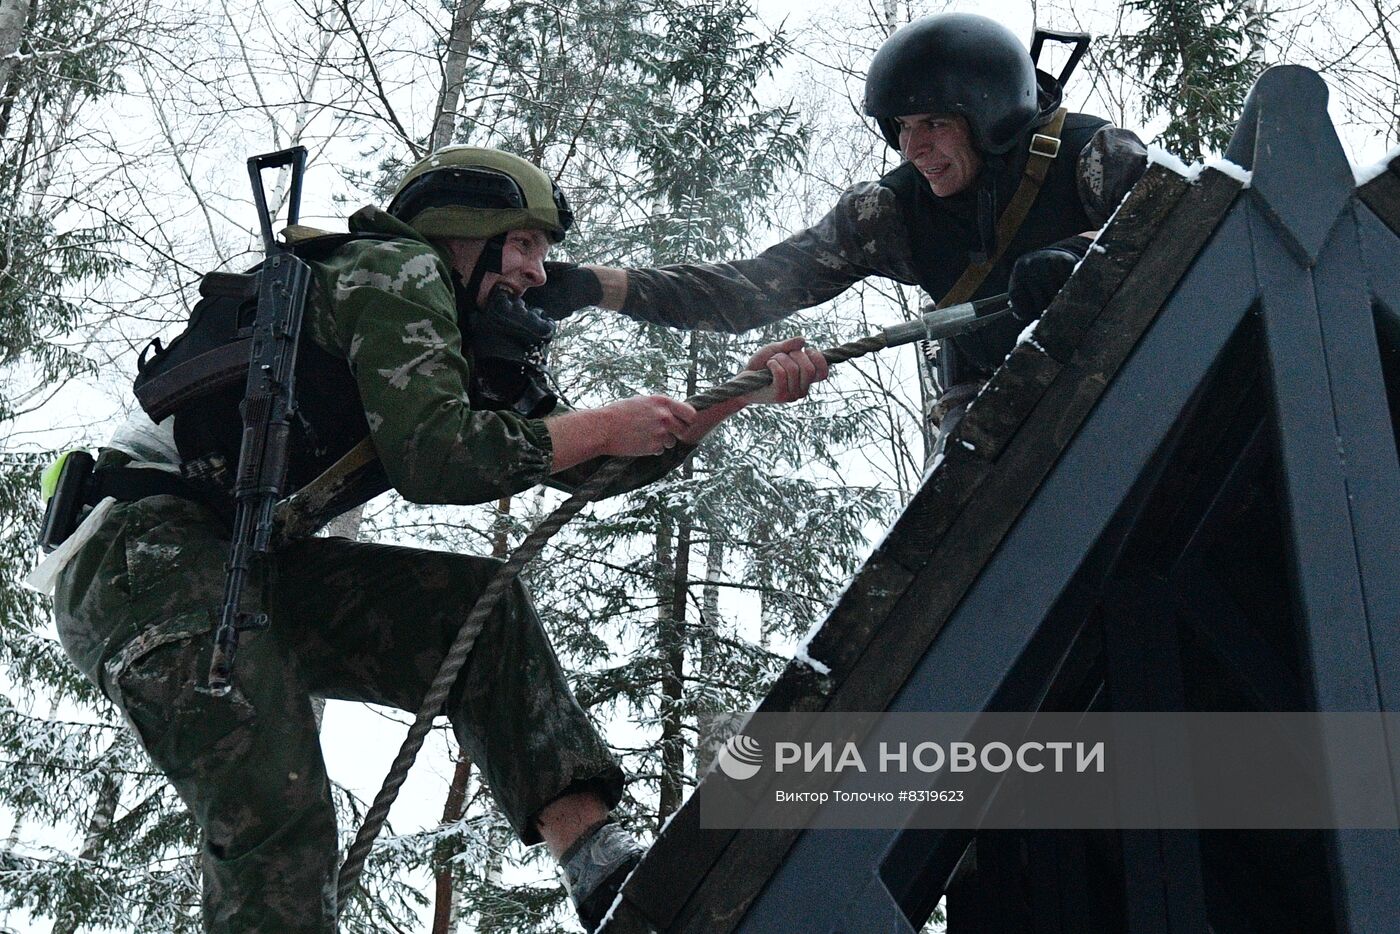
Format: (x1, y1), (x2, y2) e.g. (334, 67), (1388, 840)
(792, 620), (832, 675)
(1147, 146), (1253, 187)
(1355, 144), (1400, 186)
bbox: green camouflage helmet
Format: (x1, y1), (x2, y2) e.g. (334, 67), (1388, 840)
(388, 147), (573, 242)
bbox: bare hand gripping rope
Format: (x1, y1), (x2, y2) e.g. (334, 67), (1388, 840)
(332, 294), (1010, 907)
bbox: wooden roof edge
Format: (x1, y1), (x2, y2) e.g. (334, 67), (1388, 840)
(756, 162), (1210, 716)
(597, 163), (1247, 934)
(602, 70), (1400, 933)
(646, 167), (1244, 934)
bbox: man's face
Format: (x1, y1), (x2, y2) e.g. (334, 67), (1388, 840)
(897, 113), (982, 198)
(476, 228), (550, 306)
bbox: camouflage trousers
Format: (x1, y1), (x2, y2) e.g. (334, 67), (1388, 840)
(52, 494), (623, 933)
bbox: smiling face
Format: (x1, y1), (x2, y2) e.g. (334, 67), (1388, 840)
(476, 228), (550, 305)
(897, 112), (983, 198)
(442, 228), (551, 306)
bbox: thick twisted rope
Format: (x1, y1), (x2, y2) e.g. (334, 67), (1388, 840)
(335, 300), (1005, 906)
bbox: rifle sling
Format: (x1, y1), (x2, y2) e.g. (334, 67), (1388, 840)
(77, 466), (218, 509)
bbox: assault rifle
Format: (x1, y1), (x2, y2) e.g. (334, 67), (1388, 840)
(208, 147), (313, 695)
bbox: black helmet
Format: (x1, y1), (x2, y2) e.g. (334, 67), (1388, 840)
(864, 13), (1039, 156)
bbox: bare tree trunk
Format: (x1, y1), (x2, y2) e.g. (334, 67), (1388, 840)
(3, 34), (36, 206)
(268, 4), (347, 219)
(701, 535), (723, 662)
(0, 0), (35, 143)
(654, 516), (680, 823)
(27, 81), (79, 215)
(77, 764), (122, 860)
(694, 534), (724, 778)
(662, 504), (691, 819)
(882, 0), (899, 35)
(1, 815), (17, 852)
(0, 815), (17, 929)
(489, 497), (510, 557)
(755, 569), (768, 650)
(429, 0), (485, 151)
(657, 336), (698, 823)
(431, 752), (473, 934)
(51, 748), (123, 934)
(474, 813), (511, 932)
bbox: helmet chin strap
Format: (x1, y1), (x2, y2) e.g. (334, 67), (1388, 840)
(460, 233), (506, 311)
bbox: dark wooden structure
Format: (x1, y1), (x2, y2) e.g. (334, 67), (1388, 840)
(600, 66), (1400, 933)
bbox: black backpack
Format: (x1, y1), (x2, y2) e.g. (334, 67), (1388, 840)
(132, 233), (393, 507)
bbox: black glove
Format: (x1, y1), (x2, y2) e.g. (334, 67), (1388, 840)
(469, 288), (558, 417)
(1008, 235), (1095, 323)
(525, 261), (604, 320)
(474, 287), (555, 361)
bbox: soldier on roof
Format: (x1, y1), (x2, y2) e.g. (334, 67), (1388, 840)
(527, 13), (1150, 450)
(46, 146), (826, 933)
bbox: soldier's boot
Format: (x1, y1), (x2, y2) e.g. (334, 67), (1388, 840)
(560, 819), (645, 932)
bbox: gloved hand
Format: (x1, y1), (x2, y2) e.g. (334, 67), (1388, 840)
(474, 287), (555, 361)
(1008, 235), (1095, 323)
(525, 261), (604, 320)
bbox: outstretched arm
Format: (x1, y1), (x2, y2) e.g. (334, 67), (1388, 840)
(527, 183), (920, 333)
(544, 337), (829, 473)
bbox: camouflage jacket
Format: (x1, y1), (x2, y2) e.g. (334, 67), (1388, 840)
(618, 121), (1149, 357)
(297, 207), (552, 504)
(303, 207), (685, 506)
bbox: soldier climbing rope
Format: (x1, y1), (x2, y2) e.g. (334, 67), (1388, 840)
(330, 292), (1013, 907)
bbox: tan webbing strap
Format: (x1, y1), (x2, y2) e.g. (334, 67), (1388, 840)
(276, 436), (378, 539)
(937, 107), (1069, 309)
